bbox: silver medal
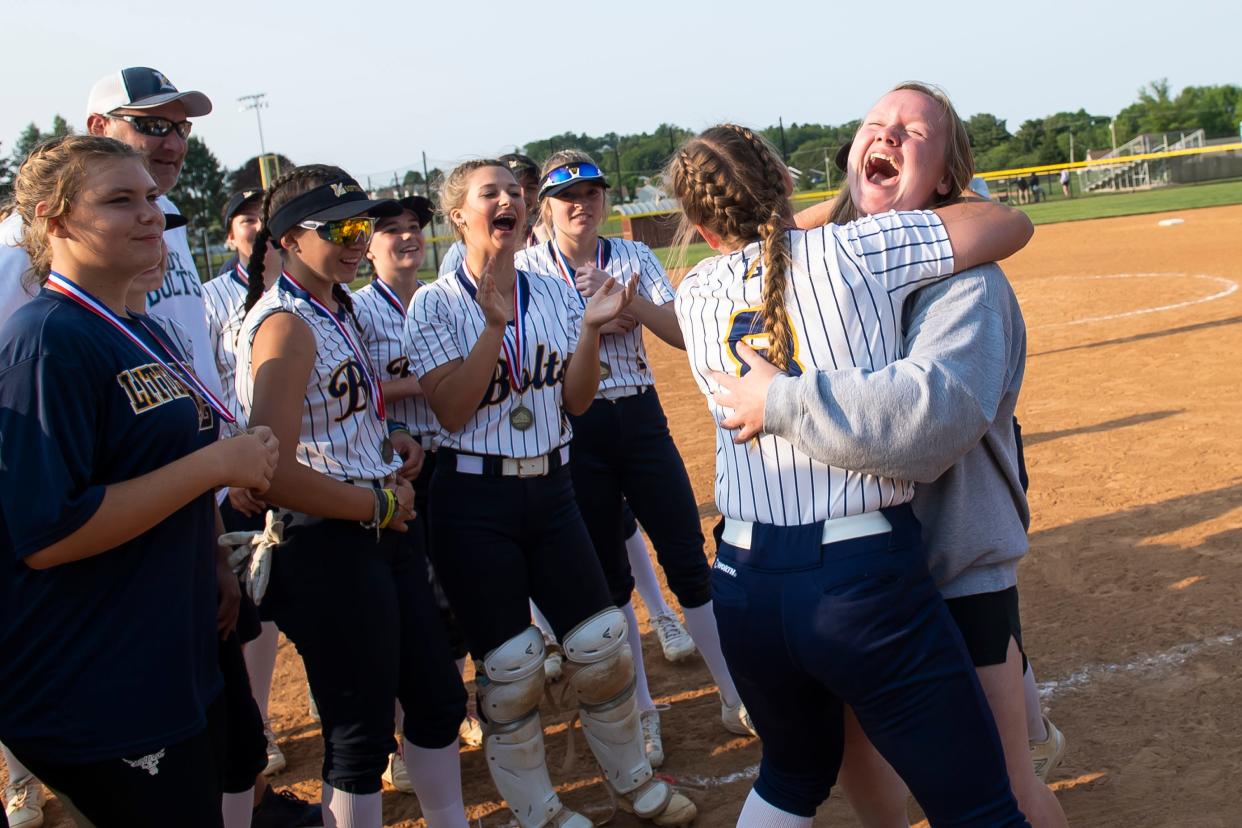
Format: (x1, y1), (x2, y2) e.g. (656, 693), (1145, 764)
(509, 405), (534, 431)
(381, 436), (395, 463)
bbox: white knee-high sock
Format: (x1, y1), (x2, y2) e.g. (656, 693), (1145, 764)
(530, 599), (555, 639)
(404, 741), (469, 828)
(1024, 663), (1048, 742)
(222, 789), (255, 828)
(682, 602), (741, 708)
(737, 788), (813, 828)
(322, 784), (382, 828)
(625, 528), (674, 618)
(244, 621), (279, 720)
(620, 602), (656, 712)
(1, 742), (32, 784)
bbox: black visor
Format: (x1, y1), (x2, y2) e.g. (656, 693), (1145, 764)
(267, 177), (401, 242)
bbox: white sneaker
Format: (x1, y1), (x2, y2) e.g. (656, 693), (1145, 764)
(640, 708), (665, 768)
(651, 612), (696, 663)
(721, 697), (757, 737)
(383, 751), (414, 794)
(459, 713), (484, 748)
(4, 775), (45, 828)
(262, 722), (287, 776)
(1031, 714), (1067, 782)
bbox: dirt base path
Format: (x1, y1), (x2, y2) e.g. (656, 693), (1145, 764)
(16, 205), (1242, 826)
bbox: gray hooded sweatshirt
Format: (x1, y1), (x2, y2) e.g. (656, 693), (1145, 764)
(764, 263), (1028, 599)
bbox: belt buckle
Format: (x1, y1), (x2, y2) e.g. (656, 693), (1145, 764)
(516, 457), (546, 478)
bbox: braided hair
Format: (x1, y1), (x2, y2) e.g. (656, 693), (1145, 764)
(664, 124), (795, 370)
(244, 164), (357, 313)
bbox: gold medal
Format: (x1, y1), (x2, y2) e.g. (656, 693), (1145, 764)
(600, 361), (612, 380)
(510, 405), (534, 431)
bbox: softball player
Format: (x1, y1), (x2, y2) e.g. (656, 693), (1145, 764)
(234, 165), (468, 828)
(405, 159), (695, 828)
(0, 135), (277, 825)
(201, 187), (296, 784)
(720, 83), (1068, 827)
(516, 151), (753, 767)
(669, 124), (1035, 827)
(352, 194), (484, 792)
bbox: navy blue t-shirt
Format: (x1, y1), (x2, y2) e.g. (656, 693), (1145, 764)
(0, 289), (222, 763)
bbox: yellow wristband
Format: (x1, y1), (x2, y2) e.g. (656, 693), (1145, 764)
(377, 488), (398, 529)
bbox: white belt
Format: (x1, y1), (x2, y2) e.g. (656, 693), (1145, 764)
(454, 446), (570, 478)
(597, 385), (647, 401)
(721, 511), (892, 550)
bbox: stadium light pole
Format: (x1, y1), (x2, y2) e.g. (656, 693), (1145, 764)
(238, 93), (269, 156)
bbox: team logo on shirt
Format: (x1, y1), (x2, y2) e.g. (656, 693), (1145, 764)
(724, 306), (804, 377)
(116, 363), (212, 430)
(328, 359), (370, 421)
(482, 344), (565, 406)
(386, 355), (411, 378)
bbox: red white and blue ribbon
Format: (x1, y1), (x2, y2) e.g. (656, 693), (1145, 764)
(230, 261), (250, 290)
(46, 272), (236, 424)
(461, 260), (530, 393)
(371, 277), (407, 318)
(551, 235), (603, 307)
(278, 272), (386, 425)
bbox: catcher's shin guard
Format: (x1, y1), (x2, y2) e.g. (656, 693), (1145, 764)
(561, 609), (696, 824)
(478, 627), (590, 828)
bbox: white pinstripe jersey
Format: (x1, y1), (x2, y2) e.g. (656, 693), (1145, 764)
(235, 277), (400, 481)
(352, 279), (438, 436)
(676, 210), (955, 526)
(201, 263), (249, 423)
(515, 237), (674, 394)
(406, 265), (581, 458)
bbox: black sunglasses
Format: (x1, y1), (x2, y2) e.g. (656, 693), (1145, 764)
(110, 114), (193, 140)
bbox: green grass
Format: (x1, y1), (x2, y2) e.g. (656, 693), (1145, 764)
(1017, 178), (1242, 225)
(643, 179), (1242, 269)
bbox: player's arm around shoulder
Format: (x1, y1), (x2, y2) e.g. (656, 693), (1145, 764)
(932, 199), (1033, 273)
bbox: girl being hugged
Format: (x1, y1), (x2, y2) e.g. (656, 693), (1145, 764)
(234, 165), (467, 828)
(669, 124), (1034, 827)
(515, 150), (753, 764)
(0, 135), (277, 824)
(405, 159), (696, 828)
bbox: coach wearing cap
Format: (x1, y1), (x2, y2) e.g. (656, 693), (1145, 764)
(0, 67), (222, 400)
(83, 67), (222, 395)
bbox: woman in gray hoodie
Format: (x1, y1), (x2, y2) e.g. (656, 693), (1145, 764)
(712, 81), (1068, 827)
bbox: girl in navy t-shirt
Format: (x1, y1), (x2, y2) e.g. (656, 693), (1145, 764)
(0, 135), (277, 825)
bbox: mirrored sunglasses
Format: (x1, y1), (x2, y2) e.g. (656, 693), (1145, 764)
(540, 162), (605, 195)
(298, 216), (376, 246)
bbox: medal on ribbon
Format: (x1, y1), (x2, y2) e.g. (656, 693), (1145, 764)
(46, 272), (236, 428)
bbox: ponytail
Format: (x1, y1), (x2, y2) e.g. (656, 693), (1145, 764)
(758, 209), (793, 370)
(243, 226), (271, 312)
(664, 123), (797, 370)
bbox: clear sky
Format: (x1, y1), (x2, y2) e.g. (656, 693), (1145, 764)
(4, 0), (1236, 182)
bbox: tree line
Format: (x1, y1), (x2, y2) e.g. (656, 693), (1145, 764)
(2, 79), (1237, 238)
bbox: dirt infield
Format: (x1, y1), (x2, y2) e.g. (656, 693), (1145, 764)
(16, 205), (1242, 826)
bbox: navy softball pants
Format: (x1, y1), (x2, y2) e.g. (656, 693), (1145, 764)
(711, 504), (1028, 825)
(427, 458), (615, 658)
(568, 388), (712, 609)
(262, 516), (466, 794)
